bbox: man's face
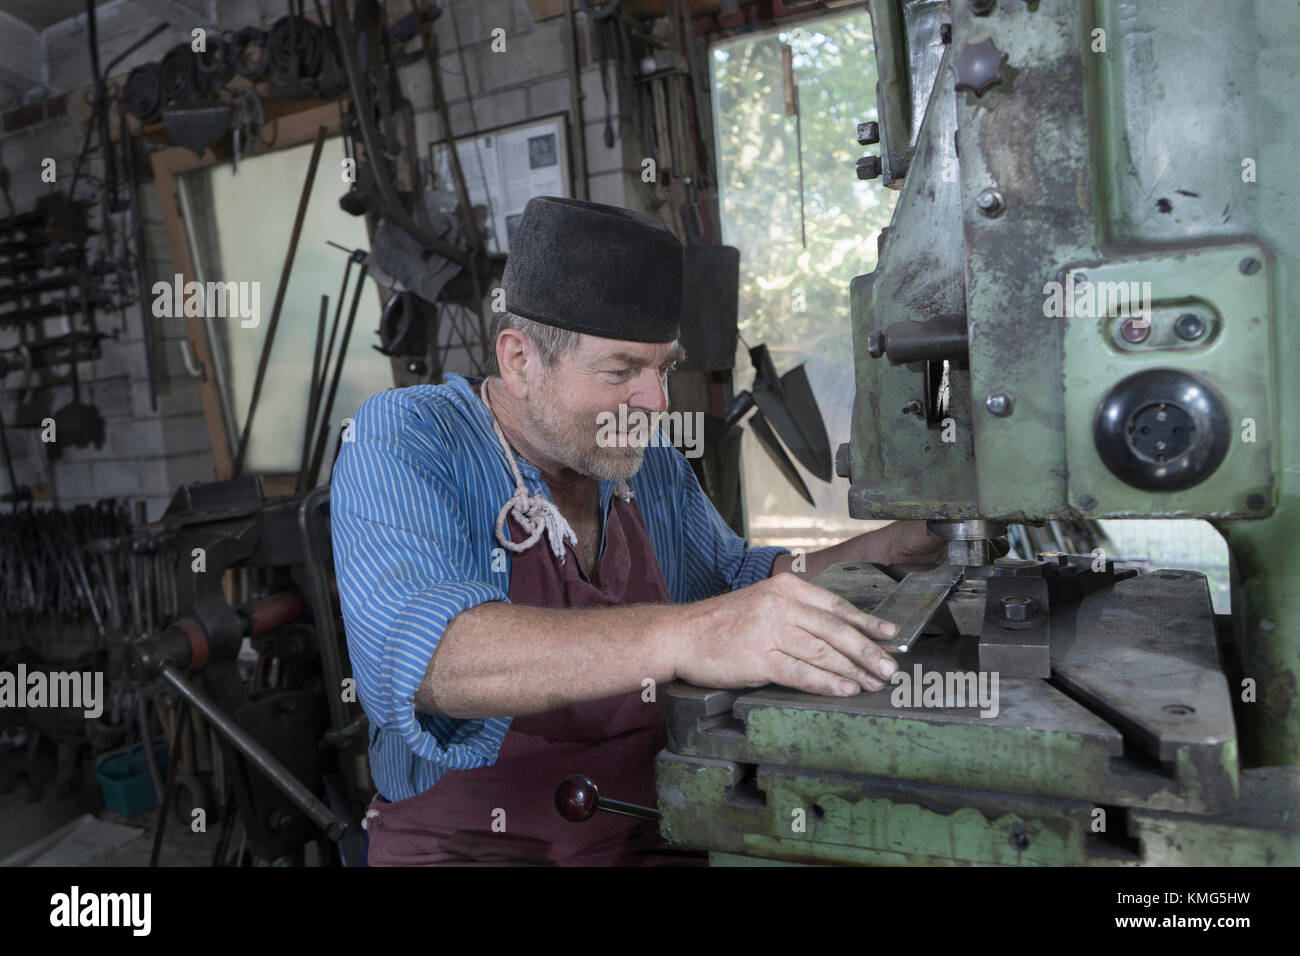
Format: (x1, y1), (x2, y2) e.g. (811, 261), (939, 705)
(525, 335), (685, 481)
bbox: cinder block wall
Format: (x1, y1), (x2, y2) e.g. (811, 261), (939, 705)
(0, 0), (641, 521)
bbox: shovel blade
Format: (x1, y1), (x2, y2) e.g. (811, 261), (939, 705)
(749, 409), (814, 506)
(749, 348), (832, 483)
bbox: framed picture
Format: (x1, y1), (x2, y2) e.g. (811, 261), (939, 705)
(429, 112), (573, 255)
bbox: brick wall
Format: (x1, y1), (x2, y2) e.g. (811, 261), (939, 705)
(0, 0), (641, 521)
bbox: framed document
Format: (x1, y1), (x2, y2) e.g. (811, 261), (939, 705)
(429, 112), (573, 254)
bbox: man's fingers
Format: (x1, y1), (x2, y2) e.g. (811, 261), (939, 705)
(813, 585), (900, 643)
(777, 626), (885, 689)
(787, 606), (898, 683)
(771, 651), (882, 697)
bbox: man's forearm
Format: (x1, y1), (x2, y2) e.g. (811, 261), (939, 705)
(770, 523), (901, 579)
(416, 601), (678, 719)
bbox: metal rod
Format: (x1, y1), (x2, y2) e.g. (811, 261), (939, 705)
(149, 698), (187, 867)
(137, 692), (164, 804)
(563, 0), (589, 199)
(297, 486), (354, 744)
(232, 125), (328, 476)
(598, 797), (661, 822)
(159, 662), (348, 840)
(308, 264), (368, 484)
(296, 294), (330, 493)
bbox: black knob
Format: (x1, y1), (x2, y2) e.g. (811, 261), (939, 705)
(1093, 369), (1229, 492)
(953, 38), (1007, 97)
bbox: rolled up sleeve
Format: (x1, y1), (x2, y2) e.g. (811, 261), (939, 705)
(331, 392), (509, 791)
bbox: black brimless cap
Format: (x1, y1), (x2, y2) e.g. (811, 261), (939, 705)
(501, 196), (683, 343)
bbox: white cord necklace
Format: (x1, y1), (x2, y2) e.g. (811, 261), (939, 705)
(478, 378), (578, 564)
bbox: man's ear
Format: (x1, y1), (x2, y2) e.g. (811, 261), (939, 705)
(495, 329), (533, 398)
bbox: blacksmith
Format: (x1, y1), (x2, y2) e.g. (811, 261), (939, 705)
(330, 196), (946, 866)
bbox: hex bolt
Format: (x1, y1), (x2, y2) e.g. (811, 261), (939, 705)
(976, 187), (1004, 217)
(1120, 317), (1149, 344)
(1239, 257), (1261, 275)
(857, 121), (880, 146)
(1174, 313), (1205, 340)
(856, 155), (883, 180)
(985, 390), (1013, 416)
(1001, 596), (1029, 621)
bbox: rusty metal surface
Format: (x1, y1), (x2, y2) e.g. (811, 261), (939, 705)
(663, 562), (1239, 812)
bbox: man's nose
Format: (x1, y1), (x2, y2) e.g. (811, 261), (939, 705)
(628, 368), (669, 413)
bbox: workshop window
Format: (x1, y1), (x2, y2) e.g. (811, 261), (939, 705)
(178, 135), (389, 478)
(710, 11), (896, 548)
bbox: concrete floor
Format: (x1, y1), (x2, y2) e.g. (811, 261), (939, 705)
(0, 748), (223, 867)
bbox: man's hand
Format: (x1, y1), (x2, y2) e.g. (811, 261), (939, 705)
(654, 573), (900, 697)
(880, 521), (1011, 565)
(885, 520), (948, 565)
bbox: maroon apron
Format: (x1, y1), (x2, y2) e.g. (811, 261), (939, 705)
(364, 492), (707, 866)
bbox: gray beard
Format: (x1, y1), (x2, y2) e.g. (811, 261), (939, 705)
(526, 383), (646, 481)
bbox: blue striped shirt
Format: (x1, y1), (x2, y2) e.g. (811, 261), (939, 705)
(329, 372), (788, 801)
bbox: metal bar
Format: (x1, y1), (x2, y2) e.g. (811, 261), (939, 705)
(296, 294), (330, 493)
(296, 486), (354, 743)
(232, 125), (328, 476)
(149, 698), (187, 867)
(562, 0), (588, 199)
(308, 264), (368, 484)
(871, 564), (964, 654)
(598, 797), (660, 822)
(159, 662), (348, 840)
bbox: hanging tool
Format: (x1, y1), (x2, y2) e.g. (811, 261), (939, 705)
(583, 2), (621, 149)
(330, 0), (469, 264)
(229, 86), (265, 177)
(49, 356), (106, 457)
(119, 107), (159, 411)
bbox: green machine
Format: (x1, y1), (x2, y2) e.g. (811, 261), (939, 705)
(652, 0), (1300, 865)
